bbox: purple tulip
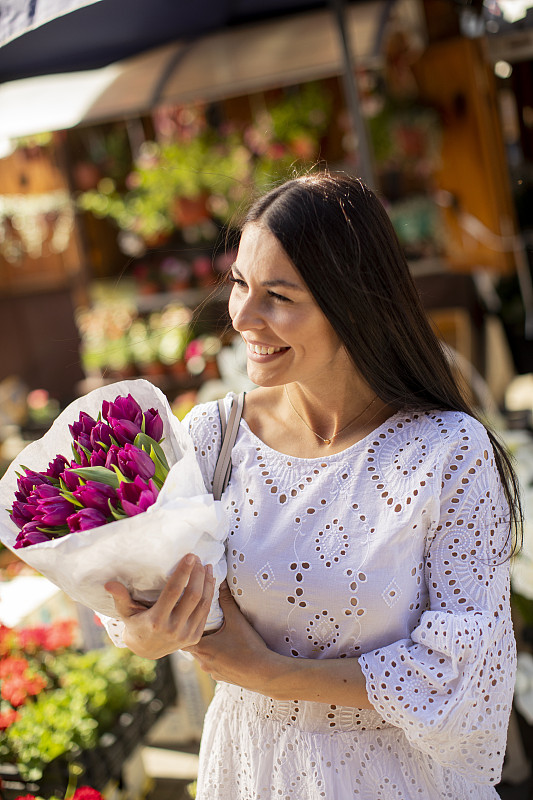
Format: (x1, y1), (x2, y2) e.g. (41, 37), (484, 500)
(11, 499), (38, 529)
(107, 418), (142, 446)
(14, 523), (52, 548)
(67, 508), (108, 532)
(73, 480), (118, 515)
(103, 394), (143, 425)
(33, 483), (62, 501)
(69, 411), (97, 441)
(16, 470), (53, 500)
(143, 408), (163, 441)
(16, 521), (43, 539)
(35, 494), (76, 527)
(89, 421), (114, 451)
(12, 485), (51, 527)
(45, 455), (69, 480)
(90, 448), (107, 468)
(105, 445), (121, 470)
(75, 432), (93, 453)
(60, 469), (82, 492)
(118, 476), (159, 516)
(21, 531), (52, 546)
(117, 443), (155, 481)
(72, 443), (90, 468)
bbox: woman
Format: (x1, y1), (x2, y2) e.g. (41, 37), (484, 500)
(106, 173), (522, 799)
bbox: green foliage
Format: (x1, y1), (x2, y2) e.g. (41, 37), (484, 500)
(6, 689), (98, 781)
(2, 646), (156, 781)
(78, 82), (331, 243)
(512, 591), (533, 628)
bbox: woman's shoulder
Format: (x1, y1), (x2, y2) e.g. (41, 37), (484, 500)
(183, 392), (238, 438)
(393, 407), (494, 463)
(400, 407), (488, 439)
(181, 393), (240, 491)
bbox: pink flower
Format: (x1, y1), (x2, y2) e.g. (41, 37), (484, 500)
(0, 707), (20, 730)
(73, 788), (104, 800)
(34, 494), (75, 527)
(89, 421), (114, 451)
(60, 469), (82, 492)
(9, 393), (170, 548)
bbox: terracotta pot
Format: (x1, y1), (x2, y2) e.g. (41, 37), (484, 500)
(72, 161), (102, 191)
(172, 195), (210, 228)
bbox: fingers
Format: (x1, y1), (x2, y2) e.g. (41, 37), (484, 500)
(105, 580), (148, 618)
(151, 554), (202, 621)
(185, 563), (216, 640)
(106, 555), (216, 650)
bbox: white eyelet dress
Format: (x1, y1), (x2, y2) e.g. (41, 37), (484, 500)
(183, 394), (515, 800)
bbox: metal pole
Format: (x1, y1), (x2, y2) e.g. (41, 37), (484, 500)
(329, 0), (377, 189)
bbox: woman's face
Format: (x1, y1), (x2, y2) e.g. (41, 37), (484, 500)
(229, 223), (352, 389)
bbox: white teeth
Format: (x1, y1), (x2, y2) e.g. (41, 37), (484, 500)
(248, 343), (284, 355)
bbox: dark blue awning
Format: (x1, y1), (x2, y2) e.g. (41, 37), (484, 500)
(0, 0), (361, 82)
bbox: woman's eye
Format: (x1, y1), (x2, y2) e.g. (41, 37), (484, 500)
(229, 275), (290, 303)
(268, 291), (291, 303)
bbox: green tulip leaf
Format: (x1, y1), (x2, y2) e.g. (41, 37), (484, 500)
(135, 432), (169, 472)
(69, 467), (120, 488)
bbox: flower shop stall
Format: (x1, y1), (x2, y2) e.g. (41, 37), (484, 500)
(0, 619), (177, 800)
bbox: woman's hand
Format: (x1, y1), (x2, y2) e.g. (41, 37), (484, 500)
(187, 582), (374, 708)
(105, 553), (215, 659)
(185, 581), (280, 693)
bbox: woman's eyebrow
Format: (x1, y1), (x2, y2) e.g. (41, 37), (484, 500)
(231, 264), (305, 291)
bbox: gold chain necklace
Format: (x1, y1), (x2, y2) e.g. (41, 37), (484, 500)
(284, 385), (379, 445)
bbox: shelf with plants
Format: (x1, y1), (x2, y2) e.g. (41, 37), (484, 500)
(0, 619), (176, 800)
(76, 83), (331, 256)
(71, 83), (332, 401)
(73, 269), (233, 397)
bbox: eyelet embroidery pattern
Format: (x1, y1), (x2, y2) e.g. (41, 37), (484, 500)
(181, 398), (514, 799)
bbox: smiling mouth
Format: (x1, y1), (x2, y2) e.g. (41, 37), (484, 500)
(247, 342), (290, 356)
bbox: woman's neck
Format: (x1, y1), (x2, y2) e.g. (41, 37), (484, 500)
(242, 384), (394, 459)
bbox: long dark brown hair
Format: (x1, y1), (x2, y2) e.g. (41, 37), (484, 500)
(244, 172), (522, 554)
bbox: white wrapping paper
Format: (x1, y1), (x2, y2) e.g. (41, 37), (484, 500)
(0, 379), (227, 630)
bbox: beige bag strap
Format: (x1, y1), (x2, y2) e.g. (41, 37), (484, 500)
(212, 392), (245, 501)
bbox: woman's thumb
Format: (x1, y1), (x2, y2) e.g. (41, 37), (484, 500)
(218, 580), (234, 607)
(105, 581), (134, 616)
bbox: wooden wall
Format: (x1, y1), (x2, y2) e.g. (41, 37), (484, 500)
(413, 36), (518, 275)
(0, 135), (86, 402)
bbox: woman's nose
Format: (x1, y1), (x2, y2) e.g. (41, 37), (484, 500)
(230, 292), (265, 332)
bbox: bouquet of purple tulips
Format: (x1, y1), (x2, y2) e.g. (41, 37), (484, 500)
(11, 392), (168, 548)
(0, 380), (226, 630)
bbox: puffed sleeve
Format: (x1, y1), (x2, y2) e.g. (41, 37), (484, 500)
(358, 419), (516, 785)
(98, 398), (225, 647)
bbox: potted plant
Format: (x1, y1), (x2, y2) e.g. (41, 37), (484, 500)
(77, 83), (332, 249)
(0, 620), (173, 799)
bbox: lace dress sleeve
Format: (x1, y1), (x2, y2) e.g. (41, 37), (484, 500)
(99, 399), (224, 647)
(358, 419), (516, 785)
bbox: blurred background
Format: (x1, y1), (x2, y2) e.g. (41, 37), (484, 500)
(1, 0), (533, 798)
